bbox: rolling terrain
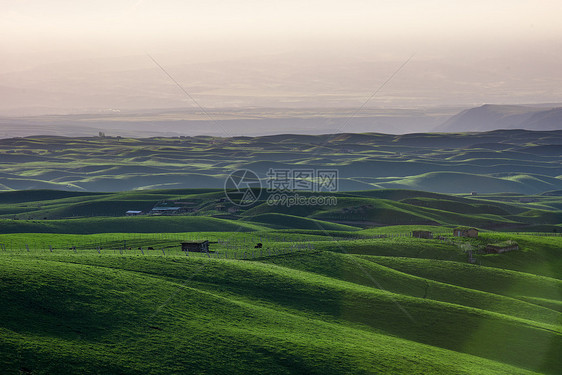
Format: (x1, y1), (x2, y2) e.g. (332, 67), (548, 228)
(0, 129), (560, 194)
(0, 127), (560, 374)
(0, 229), (560, 374)
(0, 187), (560, 374)
(0, 188), (561, 233)
(2, 1), (561, 373)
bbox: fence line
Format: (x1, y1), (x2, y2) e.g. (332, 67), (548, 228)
(0, 230), (559, 257)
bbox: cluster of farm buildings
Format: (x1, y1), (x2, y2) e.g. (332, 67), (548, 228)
(412, 227), (519, 254)
(126, 199), (239, 217)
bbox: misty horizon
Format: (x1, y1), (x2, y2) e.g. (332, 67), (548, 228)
(2, 1), (562, 121)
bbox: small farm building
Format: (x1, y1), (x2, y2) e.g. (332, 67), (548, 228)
(485, 241), (519, 254)
(453, 227), (478, 238)
(181, 240), (209, 252)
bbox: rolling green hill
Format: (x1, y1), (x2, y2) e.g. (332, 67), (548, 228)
(0, 184), (561, 373)
(0, 236), (560, 374)
(1, 188), (561, 233)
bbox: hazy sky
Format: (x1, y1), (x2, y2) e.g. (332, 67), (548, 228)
(1, 0), (561, 114)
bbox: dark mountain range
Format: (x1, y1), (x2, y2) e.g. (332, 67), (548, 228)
(438, 104), (562, 132)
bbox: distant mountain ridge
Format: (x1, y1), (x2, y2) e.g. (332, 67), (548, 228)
(438, 104), (562, 132)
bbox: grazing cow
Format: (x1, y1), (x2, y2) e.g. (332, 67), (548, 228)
(147, 247), (154, 250)
(127, 247), (132, 250)
(254, 243), (263, 248)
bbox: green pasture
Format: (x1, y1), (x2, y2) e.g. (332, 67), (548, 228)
(0, 235), (560, 374)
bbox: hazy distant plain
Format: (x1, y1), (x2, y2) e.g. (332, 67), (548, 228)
(0, 107), (462, 138)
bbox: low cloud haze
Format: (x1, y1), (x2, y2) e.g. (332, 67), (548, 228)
(1, 0), (561, 116)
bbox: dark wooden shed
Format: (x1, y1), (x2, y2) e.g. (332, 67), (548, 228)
(181, 240), (209, 252)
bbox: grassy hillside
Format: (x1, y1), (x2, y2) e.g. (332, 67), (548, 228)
(1, 188), (561, 232)
(0, 216), (266, 234)
(0, 235), (560, 374)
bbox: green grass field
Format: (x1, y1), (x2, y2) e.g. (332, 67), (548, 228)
(0, 228), (560, 374)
